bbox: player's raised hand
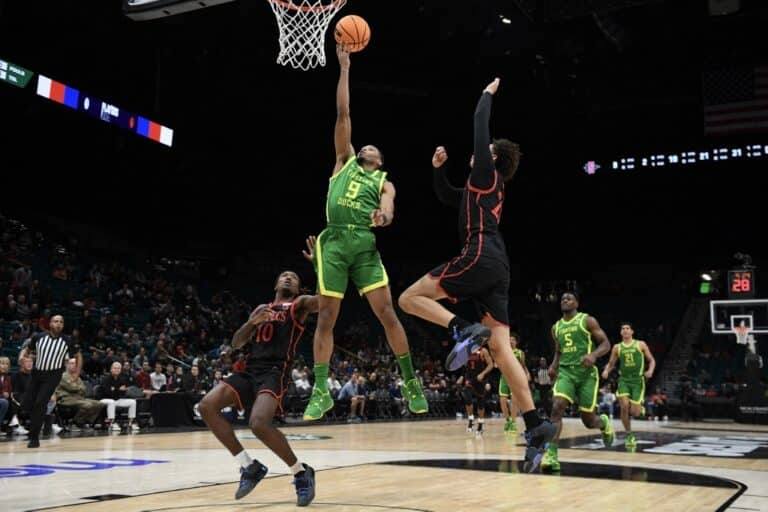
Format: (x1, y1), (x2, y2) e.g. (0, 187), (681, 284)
(484, 77), (500, 95)
(302, 235), (317, 262)
(336, 44), (350, 68)
(432, 146), (448, 168)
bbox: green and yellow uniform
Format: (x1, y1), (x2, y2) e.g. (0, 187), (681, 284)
(499, 348), (524, 397)
(315, 156), (389, 297)
(552, 312), (599, 412)
(616, 339), (645, 405)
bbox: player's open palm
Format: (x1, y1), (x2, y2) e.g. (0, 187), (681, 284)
(432, 146), (448, 168)
(302, 235), (317, 262)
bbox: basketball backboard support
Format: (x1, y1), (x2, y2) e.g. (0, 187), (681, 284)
(710, 299), (768, 334)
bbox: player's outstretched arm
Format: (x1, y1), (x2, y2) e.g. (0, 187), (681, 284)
(469, 78), (499, 191)
(333, 45), (354, 176)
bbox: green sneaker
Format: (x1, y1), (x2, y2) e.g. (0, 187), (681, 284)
(600, 413), (614, 448)
(402, 378), (429, 414)
(625, 432), (637, 450)
(506, 419), (517, 434)
(503, 418), (511, 432)
(303, 387), (334, 421)
(540, 446), (560, 472)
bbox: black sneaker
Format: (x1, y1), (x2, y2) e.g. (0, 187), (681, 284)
(27, 438), (40, 448)
(292, 463), (316, 507)
(445, 323), (491, 371)
(523, 420), (557, 473)
(234, 461), (268, 500)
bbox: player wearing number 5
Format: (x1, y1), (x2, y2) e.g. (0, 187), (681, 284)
(302, 44), (428, 421)
(542, 292), (613, 472)
(198, 271), (319, 506)
(601, 322), (656, 450)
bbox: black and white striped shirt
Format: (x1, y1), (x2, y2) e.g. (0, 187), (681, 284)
(27, 332), (77, 372)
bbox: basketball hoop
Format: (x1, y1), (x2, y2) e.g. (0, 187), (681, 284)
(734, 325), (750, 345)
(267, 0), (347, 70)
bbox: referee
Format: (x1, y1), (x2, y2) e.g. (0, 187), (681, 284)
(18, 314), (81, 448)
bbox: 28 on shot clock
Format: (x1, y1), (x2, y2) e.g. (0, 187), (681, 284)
(728, 270), (756, 299)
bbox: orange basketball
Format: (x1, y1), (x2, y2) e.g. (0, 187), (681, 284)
(334, 15), (370, 53)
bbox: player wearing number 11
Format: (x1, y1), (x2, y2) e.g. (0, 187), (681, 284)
(303, 44), (428, 421)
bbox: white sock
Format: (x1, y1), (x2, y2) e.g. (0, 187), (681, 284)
(478, 418), (484, 424)
(290, 461), (305, 475)
(468, 415), (474, 421)
(235, 450), (253, 470)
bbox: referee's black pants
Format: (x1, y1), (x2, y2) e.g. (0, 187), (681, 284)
(23, 369), (61, 441)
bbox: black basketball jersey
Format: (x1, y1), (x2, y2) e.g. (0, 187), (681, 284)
(245, 300), (305, 371)
(457, 173), (507, 264)
(464, 352), (485, 383)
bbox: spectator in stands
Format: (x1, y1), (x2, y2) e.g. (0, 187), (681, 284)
(211, 369), (224, 388)
(169, 366), (185, 392)
(294, 371), (311, 396)
(338, 373), (366, 422)
(56, 358), (105, 429)
(122, 361), (137, 387)
(83, 352), (103, 380)
(98, 361), (139, 432)
(181, 365), (208, 397)
(648, 387), (668, 420)
(0, 356), (11, 431)
(134, 361), (153, 396)
(327, 371), (342, 398)
(132, 347), (149, 372)
(10, 356), (32, 434)
(598, 383), (616, 418)
(150, 362), (167, 392)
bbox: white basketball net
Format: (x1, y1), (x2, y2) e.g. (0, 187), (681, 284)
(267, 0), (347, 71)
(734, 325), (749, 345)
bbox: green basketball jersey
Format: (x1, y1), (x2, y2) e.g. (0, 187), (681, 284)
(554, 312), (593, 367)
(618, 339), (644, 380)
(326, 156), (387, 228)
(513, 348), (524, 364)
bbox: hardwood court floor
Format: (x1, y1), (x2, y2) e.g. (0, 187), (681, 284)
(2, 418), (767, 512)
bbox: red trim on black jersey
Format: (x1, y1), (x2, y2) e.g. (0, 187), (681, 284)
(466, 170), (498, 195)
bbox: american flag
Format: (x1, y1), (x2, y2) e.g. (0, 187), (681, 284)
(703, 65), (768, 136)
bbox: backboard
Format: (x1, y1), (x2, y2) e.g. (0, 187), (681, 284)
(710, 299), (768, 335)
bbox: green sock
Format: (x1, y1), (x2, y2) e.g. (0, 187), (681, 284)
(549, 443), (558, 454)
(313, 363), (329, 392)
(396, 352), (416, 381)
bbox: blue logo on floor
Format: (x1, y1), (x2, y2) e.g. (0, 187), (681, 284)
(0, 458), (169, 478)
